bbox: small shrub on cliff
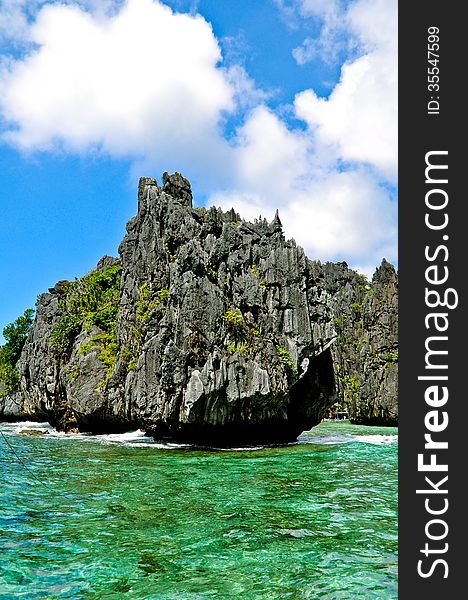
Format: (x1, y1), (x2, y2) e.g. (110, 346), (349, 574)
(121, 345), (139, 372)
(276, 345), (294, 369)
(163, 237), (176, 262)
(351, 302), (363, 316)
(136, 284), (169, 325)
(227, 341), (249, 356)
(51, 314), (82, 355)
(0, 308), (34, 396)
(383, 351), (398, 364)
(249, 325), (260, 337)
(51, 264), (120, 357)
(358, 273), (373, 295)
(136, 283), (151, 324)
(207, 268), (218, 283)
(222, 310), (243, 327)
(158, 288), (169, 303)
(95, 333), (119, 390)
(337, 372), (361, 404)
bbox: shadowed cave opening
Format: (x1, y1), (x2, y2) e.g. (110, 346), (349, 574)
(144, 348), (337, 447)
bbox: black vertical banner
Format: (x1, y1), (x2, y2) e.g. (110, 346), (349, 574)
(399, 2), (465, 597)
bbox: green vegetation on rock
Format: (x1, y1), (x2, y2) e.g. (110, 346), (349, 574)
(227, 341), (249, 356)
(50, 265), (121, 391)
(163, 237), (176, 262)
(120, 283), (170, 374)
(383, 351), (398, 364)
(136, 283), (168, 325)
(338, 372), (361, 402)
(222, 310), (243, 327)
(0, 308), (34, 396)
(276, 345), (294, 369)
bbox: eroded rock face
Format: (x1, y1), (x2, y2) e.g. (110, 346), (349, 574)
(1, 174), (398, 441)
(323, 259), (398, 425)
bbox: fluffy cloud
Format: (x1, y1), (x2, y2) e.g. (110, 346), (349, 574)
(295, 48), (397, 181)
(0, 0), (41, 43)
(0, 0), (233, 160)
(0, 0), (397, 272)
(290, 0), (345, 65)
(289, 0), (397, 181)
(0, 0), (122, 43)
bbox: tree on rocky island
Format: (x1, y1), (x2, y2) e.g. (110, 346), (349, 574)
(0, 308), (34, 396)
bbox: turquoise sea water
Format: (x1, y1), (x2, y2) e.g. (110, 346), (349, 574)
(0, 421), (397, 599)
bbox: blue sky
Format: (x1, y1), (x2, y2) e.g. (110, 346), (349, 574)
(0, 0), (397, 341)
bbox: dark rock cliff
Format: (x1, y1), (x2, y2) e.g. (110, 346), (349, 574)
(0, 173), (398, 442)
(322, 260), (398, 425)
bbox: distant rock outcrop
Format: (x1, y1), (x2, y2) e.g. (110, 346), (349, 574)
(322, 260), (398, 425)
(0, 174), (398, 443)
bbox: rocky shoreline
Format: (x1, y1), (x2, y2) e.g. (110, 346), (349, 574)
(0, 173), (397, 444)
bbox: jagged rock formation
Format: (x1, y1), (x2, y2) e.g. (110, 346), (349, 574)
(0, 173), (398, 442)
(322, 260), (398, 425)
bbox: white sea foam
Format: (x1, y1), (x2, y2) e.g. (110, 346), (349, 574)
(93, 429), (149, 444)
(11, 421), (55, 434)
(354, 434), (398, 446)
(217, 445), (268, 452)
(2, 421), (397, 448)
(0, 422), (190, 449)
(298, 433), (397, 446)
(64, 430), (191, 449)
(1, 421), (269, 450)
(92, 430), (191, 449)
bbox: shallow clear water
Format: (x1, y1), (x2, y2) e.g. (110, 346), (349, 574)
(0, 421), (397, 599)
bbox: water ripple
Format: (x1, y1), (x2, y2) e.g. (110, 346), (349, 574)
(1, 420), (397, 598)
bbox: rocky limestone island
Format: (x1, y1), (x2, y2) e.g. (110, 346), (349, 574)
(0, 173), (398, 444)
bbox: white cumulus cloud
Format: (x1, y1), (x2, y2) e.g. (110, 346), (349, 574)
(290, 0), (397, 181)
(0, 0), (233, 160)
(295, 48), (397, 181)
